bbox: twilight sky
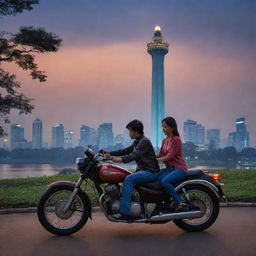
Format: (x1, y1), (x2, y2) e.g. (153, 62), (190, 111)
(1, 0), (256, 147)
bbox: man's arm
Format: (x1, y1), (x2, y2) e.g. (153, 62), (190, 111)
(121, 138), (150, 163)
(102, 145), (134, 163)
(109, 144), (134, 156)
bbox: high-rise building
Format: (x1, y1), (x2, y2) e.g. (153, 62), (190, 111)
(122, 129), (133, 147)
(32, 118), (43, 149)
(3, 138), (9, 149)
(235, 117), (250, 151)
(79, 126), (98, 148)
(114, 134), (124, 146)
(89, 128), (98, 146)
(183, 120), (197, 144)
(147, 26), (169, 149)
(227, 132), (236, 147)
(52, 124), (64, 148)
(10, 124), (26, 149)
(207, 129), (220, 149)
(196, 124), (205, 145)
(246, 131), (250, 148)
(79, 125), (90, 148)
(64, 130), (73, 149)
(98, 123), (113, 149)
(184, 120), (205, 146)
(43, 142), (49, 149)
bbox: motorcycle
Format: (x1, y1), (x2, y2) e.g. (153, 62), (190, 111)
(37, 147), (225, 235)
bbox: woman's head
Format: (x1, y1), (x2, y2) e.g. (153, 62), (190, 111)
(162, 117), (180, 137)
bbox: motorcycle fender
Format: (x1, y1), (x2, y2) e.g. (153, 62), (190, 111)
(47, 181), (92, 219)
(175, 179), (220, 198)
(48, 180), (76, 188)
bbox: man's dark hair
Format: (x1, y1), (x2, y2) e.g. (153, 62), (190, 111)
(126, 120), (144, 135)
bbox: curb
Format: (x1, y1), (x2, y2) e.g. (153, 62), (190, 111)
(220, 202), (256, 207)
(0, 206), (102, 215)
(0, 203), (255, 215)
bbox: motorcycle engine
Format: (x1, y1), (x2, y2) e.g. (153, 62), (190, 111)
(104, 184), (142, 217)
(111, 201), (141, 217)
(105, 184), (120, 201)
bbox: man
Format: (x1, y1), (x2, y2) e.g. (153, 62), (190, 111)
(103, 120), (160, 220)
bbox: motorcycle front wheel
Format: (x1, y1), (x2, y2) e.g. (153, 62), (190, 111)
(37, 185), (90, 235)
(174, 184), (220, 232)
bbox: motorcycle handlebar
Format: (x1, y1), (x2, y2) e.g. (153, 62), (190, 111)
(84, 147), (111, 164)
(94, 152), (110, 162)
(82, 151), (113, 175)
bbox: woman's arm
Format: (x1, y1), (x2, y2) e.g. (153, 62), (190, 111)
(156, 148), (162, 158)
(156, 139), (164, 159)
(157, 138), (181, 163)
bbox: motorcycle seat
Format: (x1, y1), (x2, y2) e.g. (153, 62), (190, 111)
(185, 170), (204, 179)
(143, 170), (204, 189)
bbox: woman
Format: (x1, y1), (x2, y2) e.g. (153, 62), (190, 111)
(156, 116), (188, 210)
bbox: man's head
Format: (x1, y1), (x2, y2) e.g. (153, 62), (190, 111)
(126, 120), (144, 139)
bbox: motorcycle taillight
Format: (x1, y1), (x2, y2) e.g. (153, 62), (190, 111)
(209, 173), (221, 181)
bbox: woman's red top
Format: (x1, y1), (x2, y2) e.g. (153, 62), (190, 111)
(157, 136), (188, 171)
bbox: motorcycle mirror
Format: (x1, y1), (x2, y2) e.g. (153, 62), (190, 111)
(84, 146), (95, 160)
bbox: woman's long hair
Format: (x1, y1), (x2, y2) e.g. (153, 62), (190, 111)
(162, 117), (180, 137)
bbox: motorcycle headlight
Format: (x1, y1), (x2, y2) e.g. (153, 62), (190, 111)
(76, 156), (89, 172)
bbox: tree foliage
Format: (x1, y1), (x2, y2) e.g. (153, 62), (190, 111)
(0, 0), (39, 16)
(0, 1), (62, 137)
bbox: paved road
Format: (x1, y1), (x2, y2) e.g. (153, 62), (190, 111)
(0, 207), (255, 256)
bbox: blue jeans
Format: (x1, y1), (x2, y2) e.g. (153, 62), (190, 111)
(159, 167), (187, 203)
(119, 171), (160, 215)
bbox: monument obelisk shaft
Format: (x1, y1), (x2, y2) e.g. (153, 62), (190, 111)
(147, 26), (169, 149)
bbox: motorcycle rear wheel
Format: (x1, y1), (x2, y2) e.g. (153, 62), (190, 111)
(174, 184), (220, 232)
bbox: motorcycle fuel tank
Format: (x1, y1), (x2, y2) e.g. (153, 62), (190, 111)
(98, 164), (131, 182)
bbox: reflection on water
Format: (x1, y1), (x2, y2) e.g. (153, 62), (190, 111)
(0, 163), (254, 179)
(0, 163), (136, 179)
(0, 164), (74, 179)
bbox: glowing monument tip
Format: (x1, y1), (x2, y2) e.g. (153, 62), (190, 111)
(154, 25), (161, 32)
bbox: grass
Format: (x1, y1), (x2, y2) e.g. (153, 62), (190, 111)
(0, 174), (99, 208)
(216, 169), (256, 202)
(0, 169), (255, 208)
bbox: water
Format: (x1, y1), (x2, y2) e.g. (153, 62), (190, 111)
(0, 163), (136, 179)
(0, 164), (74, 179)
(0, 163), (254, 179)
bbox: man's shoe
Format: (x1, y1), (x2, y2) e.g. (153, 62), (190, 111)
(111, 212), (130, 221)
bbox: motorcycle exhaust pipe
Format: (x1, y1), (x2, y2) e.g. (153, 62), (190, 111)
(149, 210), (204, 223)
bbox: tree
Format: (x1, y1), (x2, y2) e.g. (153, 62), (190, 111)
(239, 147), (256, 161)
(197, 150), (208, 160)
(208, 148), (224, 161)
(182, 142), (198, 159)
(208, 139), (216, 151)
(0, 0), (39, 16)
(222, 147), (237, 162)
(0, 0), (62, 136)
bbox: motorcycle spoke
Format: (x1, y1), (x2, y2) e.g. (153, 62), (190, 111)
(44, 190), (85, 230)
(75, 209), (84, 213)
(181, 189), (213, 226)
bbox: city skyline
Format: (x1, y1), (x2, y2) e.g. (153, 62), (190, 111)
(1, 1), (255, 147)
(3, 116), (252, 151)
